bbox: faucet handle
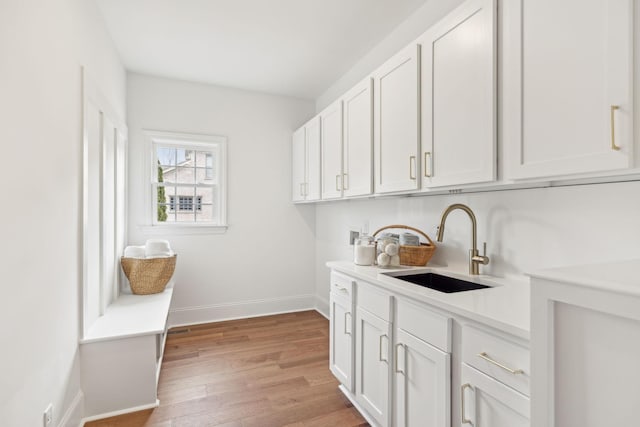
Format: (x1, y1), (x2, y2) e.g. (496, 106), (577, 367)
(480, 242), (490, 265)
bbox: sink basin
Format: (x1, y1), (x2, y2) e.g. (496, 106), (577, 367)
(390, 272), (490, 293)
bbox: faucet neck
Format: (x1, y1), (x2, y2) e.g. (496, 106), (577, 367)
(437, 203), (478, 252)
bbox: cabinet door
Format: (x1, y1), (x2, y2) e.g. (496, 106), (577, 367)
(503, 0), (633, 180)
(343, 78), (373, 197)
(373, 44), (420, 194)
(291, 126), (306, 202)
(420, 0), (496, 189)
(461, 364), (530, 427)
(329, 293), (354, 391)
(356, 308), (391, 427)
(321, 101), (344, 200)
(394, 329), (450, 427)
(305, 117), (321, 201)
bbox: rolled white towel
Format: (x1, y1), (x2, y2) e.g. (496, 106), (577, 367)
(146, 250), (174, 259)
(123, 245), (146, 258)
(145, 239), (172, 258)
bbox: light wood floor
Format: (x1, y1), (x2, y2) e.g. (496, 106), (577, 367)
(86, 310), (368, 427)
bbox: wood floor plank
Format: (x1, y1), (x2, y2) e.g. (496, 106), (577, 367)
(85, 310), (368, 427)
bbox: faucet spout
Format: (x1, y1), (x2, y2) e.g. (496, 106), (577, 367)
(436, 203), (488, 275)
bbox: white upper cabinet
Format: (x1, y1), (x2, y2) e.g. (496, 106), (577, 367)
(342, 78), (373, 198)
(291, 127), (306, 202)
(291, 117), (321, 202)
(373, 44), (421, 194)
(503, 0), (634, 180)
(320, 100), (344, 200)
(420, 0), (497, 189)
(305, 118), (321, 201)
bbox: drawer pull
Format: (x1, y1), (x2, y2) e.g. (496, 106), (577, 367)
(461, 383), (473, 424)
(344, 312), (351, 335)
(333, 284), (348, 293)
(477, 352), (524, 375)
(409, 156), (417, 180)
(611, 105), (621, 151)
(379, 334), (388, 363)
(394, 343), (405, 375)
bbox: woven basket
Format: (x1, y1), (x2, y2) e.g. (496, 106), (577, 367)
(372, 225), (436, 266)
(121, 255), (177, 295)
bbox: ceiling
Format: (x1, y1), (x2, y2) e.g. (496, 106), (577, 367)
(95, 0), (429, 100)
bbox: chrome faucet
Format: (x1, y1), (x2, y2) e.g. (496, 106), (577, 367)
(436, 203), (489, 275)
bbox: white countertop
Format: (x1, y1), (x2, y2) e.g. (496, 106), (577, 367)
(529, 258), (640, 297)
(327, 261), (530, 339)
(81, 283), (174, 344)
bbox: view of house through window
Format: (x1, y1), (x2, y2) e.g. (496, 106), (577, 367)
(150, 132), (227, 226)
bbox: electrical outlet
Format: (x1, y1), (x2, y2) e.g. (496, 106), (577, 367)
(43, 403), (53, 427)
(349, 230), (360, 245)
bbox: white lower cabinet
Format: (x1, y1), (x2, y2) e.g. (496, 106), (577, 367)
(394, 328), (450, 427)
(329, 291), (354, 391)
(461, 364), (530, 427)
(355, 307), (392, 427)
(328, 270), (530, 427)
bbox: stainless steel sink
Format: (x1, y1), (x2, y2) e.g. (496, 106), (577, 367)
(390, 272), (490, 293)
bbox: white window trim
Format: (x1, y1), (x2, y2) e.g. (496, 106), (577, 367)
(143, 130), (228, 234)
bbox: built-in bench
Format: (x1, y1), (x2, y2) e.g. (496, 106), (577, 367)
(80, 283), (174, 422)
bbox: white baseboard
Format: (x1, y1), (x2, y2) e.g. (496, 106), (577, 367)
(58, 390), (83, 427)
(80, 400), (159, 425)
(168, 294), (316, 328)
(315, 295), (329, 319)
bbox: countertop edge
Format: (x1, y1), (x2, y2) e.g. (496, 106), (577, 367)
(327, 261), (530, 340)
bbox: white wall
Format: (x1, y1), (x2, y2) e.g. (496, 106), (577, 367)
(315, 181), (640, 311)
(315, 0), (464, 111)
(127, 73), (317, 326)
(0, 0), (125, 425)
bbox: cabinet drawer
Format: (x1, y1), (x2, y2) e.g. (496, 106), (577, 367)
(330, 271), (354, 300)
(357, 281), (392, 322)
(396, 297), (451, 353)
(462, 325), (530, 396)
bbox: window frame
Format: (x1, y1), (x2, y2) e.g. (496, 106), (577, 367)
(144, 130), (228, 232)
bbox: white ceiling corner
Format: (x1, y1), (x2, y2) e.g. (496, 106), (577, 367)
(95, 0), (429, 99)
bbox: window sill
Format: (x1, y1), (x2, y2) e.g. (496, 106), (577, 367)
(138, 224), (228, 235)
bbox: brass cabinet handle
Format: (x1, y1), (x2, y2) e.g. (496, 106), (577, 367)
(424, 152), (431, 177)
(394, 343), (405, 375)
(344, 312), (351, 335)
(336, 174), (341, 191)
(379, 334), (388, 362)
(461, 383), (473, 425)
(611, 105), (621, 150)
(343, 173), (349, 190)
(409, 156), (416, 180)
(477, 352), (524, 375)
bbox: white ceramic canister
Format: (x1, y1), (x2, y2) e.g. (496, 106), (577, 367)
(354, 235), (376, 266)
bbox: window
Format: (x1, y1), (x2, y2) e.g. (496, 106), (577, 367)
(147, 131), (227, 227)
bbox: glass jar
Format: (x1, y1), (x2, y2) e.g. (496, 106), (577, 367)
(354, 235), (376, 266)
